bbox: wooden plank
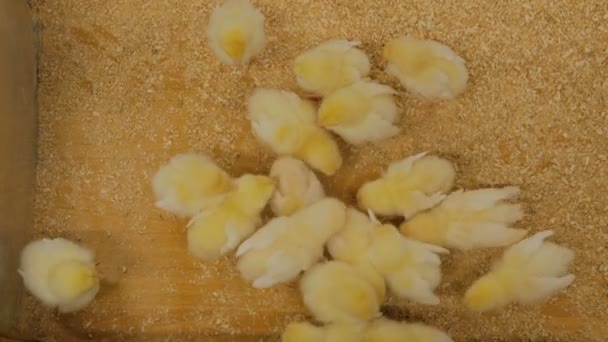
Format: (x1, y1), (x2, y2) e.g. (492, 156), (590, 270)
(0, 0), (38, 339)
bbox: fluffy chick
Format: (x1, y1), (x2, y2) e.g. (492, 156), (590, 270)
(357, 152), (455, 218)
(465, 230), (575, 312)
(300, 261), (383, 323)
(364, 319), (453, 342)
(282, 321), (365, 342)
(186, 174), (275, 260)
(236, 198), (346, 288)
(294, 39), (371, 96)
(207, 0), (265, 65)
(248, 88), (342, 175)
(326, 209), (386, 300)
(367, 225), (448, 305)
(269, 157), (325, 216)
(383, 36), (468, 100)
(19, 238), (99, 313)
(401, 186), (526, 250)
(152, 153), (234, 218)
(318, 80), (399, 145)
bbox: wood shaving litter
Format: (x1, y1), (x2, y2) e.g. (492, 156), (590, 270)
(27, 0), (608, 340)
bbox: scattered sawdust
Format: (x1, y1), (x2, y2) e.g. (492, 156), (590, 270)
(28, 0), (608, 341)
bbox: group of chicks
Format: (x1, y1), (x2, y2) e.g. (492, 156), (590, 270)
(16, 0), (575, 340)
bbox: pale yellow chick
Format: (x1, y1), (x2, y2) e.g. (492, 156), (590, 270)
(152, 153), (234, 218)
(248, 88), (342, 175)
(318, 80), (400, 145)
(300, 261), (383, 324)
(465, 230), (575, 312)
(269, 157), (325, 216)
(401, 186), (527, 250)
(186, 174), (275, 260)
(383, 36), (468, 100)
(282, 321), (365, 342)
(207, 0), (265, 65)
(326, 209), (386, 301)
(357, 152), (455, 218)
(364, 319), (453, 342)
(236, 198), (346, 288)
(19, 238), (99, 313)
(367, 225), (448, 305)
(294, 39), (371, 96)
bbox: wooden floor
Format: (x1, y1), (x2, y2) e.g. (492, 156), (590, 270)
(28, 0), (608, 340)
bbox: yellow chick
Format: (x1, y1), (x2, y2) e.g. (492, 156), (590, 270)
(383, 36), (468, 100)
(300, 261), (383, 324)
(248, 88), (342, 175)
(282, 321), (366, 342)
(19, 238), (99, 313)
(326, 209), (386, 301)
(294, 39), (371, 97)
(364, 319), (453, 342)
(465, 230), (575, 312)
(318, 80), (400, 145)
(152, 153), (234, 218)
(236, 198), (346, 288)
(357, 152), (455, 218)
(207, 0), (265, 65)
(401, 186), (527, 250)
(186, 174), (275, 260)
(367, 225), (448, 305)
(269, 157), (325, 216)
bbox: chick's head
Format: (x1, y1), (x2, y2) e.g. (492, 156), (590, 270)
(48, 260), (98, 301)
(319, 92), (365, 127)
(464, 274), (508, 312)
(367, 225), (404, 274)
(221, 28), (248, 61)
(234, 174), (275, 213)
(383, 37), (429, 75)
(281, 322), (324, 342)
(297, 129), (342, 176)
(356, 179), (391, 213)
(400, 214), (442, 244)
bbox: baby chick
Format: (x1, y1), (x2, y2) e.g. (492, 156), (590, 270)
(207, 0), (265, 65)
(294, 39), (371, 97)
(465, 230), (575, 312)
(367, 225), (448, 305)
(269, 157), (325, 216)
(383, 36), (468, 100)
(364, 319), (453, 342)
(357, 152), (455, 218)
(300, 261), (383, 323)
(236, 198), (346, 288)
(19, 238), (99, 313)
(248, 88), (342, 175)
(186, 174), (275, 260)
(401, 186), (526, 250)
(326, 209), (386, 301)
(318, 80), (400, 145)
(152, 153), (234, 218)
(282, 321), (365, 342)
